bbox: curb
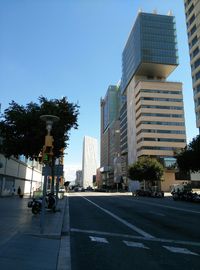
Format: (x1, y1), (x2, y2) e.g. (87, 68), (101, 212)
(57, 195), (71, 270)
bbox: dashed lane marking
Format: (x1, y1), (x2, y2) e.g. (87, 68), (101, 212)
(71, 228), (200, 247)
(123, 240), (149, 249)
(87, 235), (199, 256)
(89, 236), (109, 243)
(163, 246), (199, 256)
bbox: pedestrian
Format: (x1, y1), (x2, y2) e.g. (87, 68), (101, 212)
(17, 186), (21, 197)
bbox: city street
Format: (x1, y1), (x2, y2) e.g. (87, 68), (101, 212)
(69, 192), (200, 270)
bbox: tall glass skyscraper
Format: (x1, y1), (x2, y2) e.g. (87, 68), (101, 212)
(184, 0), (200, 132)
(121, 12), (178, 92)
(121, 11), (186, 191)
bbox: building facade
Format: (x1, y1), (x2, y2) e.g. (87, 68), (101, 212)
(121, 11), (187, 191)
(82, 136), (98, 189)
(0, 154), (42, 196)
(184, 0), (200, 132)
(100, 85), (121, 189)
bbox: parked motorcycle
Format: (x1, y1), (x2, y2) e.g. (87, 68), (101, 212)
(28, 193), (56, 214)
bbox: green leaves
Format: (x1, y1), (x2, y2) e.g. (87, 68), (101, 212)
(0, 96), (79, 160)
(176, 135), (200, 172)
(128, 156), (164, 182)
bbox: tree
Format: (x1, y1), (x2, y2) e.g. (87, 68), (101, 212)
(176, 135), (200, 172)
(128, 156), (164, 188)
(0, 96), (79, 193)
(0, 96), (79, 159)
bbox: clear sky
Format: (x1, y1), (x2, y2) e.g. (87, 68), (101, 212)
(0, 0), (199, 181)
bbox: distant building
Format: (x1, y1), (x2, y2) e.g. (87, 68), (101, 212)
(184, 0), (200, 133)
(82, 136), (98, 188)
(100, 85), (121, 189)
(75, 170), (82, 186)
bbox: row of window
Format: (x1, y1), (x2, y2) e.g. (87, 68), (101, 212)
(191, 46), (199, 59)
(185, 0), (192, 8)
(136, 112), (184, 120)
(186, 3), (194, 17)
(135, 89), (181, 98)
(194, 84), (200, 95)
(136, 105), (183, 113)
(138, 97), (182, 103)
(136, 129), (186, 136)
(136, 121), (185, 127)
(137, 138), (186, 143)
(187, 14), (195, 27)
(190, 35), (198, 49)
(193, 71), (200, 82)
(189, 24), (196, 37)
(142, 33), (177, 43)
(142, 55), (177, 65)
(138, 146), (179, 151)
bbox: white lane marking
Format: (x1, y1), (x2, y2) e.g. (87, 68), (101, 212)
(149, 211), (165, 216)
(163, 246), (199, 256)
(130, 198), (200, 215)
(70, 228), (200, 247)
(81, 196), (154, 239)
(89, 236), (108, 243)
(123, 240), (149, 249)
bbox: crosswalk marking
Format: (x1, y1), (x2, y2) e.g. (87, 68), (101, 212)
(123, 240), (149, 249)
(89, 236), (109, 243)
(163, 246), (199, 256)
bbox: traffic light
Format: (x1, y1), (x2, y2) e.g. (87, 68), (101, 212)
(42, 145), (53, 164)
(41, 135), (54, 164)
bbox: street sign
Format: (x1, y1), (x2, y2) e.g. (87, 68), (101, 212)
(54, 165), (63, 177)
(42, 165), (51, 176)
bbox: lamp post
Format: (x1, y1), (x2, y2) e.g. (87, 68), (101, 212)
(29, 161), (34, 198)
(39, 114), (59, 234)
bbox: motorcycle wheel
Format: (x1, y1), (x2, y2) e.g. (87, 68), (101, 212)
(32, 204), (40, 214)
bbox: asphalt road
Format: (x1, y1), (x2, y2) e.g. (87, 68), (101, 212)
(69, 192), (200, 270)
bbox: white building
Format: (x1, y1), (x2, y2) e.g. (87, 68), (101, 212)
(0, 154), (42, 196)
(82, 136), (98, 188)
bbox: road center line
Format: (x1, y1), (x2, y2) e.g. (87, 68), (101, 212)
(81, 196), (154, 239)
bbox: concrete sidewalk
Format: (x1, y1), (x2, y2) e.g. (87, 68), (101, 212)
(0, 195), (70, 270)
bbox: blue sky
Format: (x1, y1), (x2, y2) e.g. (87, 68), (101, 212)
(0, 0), (199, 181)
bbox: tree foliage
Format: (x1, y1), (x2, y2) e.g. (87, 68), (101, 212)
(176, 135), (200, 172)
(0, 96), (79, 160)
(128, 156), (164, 183)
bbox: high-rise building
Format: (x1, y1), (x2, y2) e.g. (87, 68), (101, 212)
(100, 85), (121, 188)
(82, 136), (98, 188)
(184, 0), (200, 132)
(121, 11), (187, 190)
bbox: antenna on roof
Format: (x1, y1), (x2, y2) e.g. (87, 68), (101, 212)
(138, 8), (142, 14)
(153, 9), (157, 14)
(167, 10), (173, 16)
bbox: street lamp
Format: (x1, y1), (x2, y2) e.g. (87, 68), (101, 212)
(39, 114), (60, 234)
(40, 115), (60, 135)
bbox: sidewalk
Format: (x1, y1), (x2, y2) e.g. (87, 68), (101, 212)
(0, 195), (69, 270)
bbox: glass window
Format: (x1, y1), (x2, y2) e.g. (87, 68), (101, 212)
(189, 14), (195, 26)
(190, 24), (197, 36)
(193, 47), (199, 58)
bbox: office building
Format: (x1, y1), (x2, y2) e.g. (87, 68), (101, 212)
(100, 85), (121, 188)
(82, 136), (98, 189)
(121, 11), (186, 190)
(184, 0), (200, 132)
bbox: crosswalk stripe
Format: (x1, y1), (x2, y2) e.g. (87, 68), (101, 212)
(89, 236), (109, 243)
(163, 246), (199, 256)
(123, 240), (149, 249)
